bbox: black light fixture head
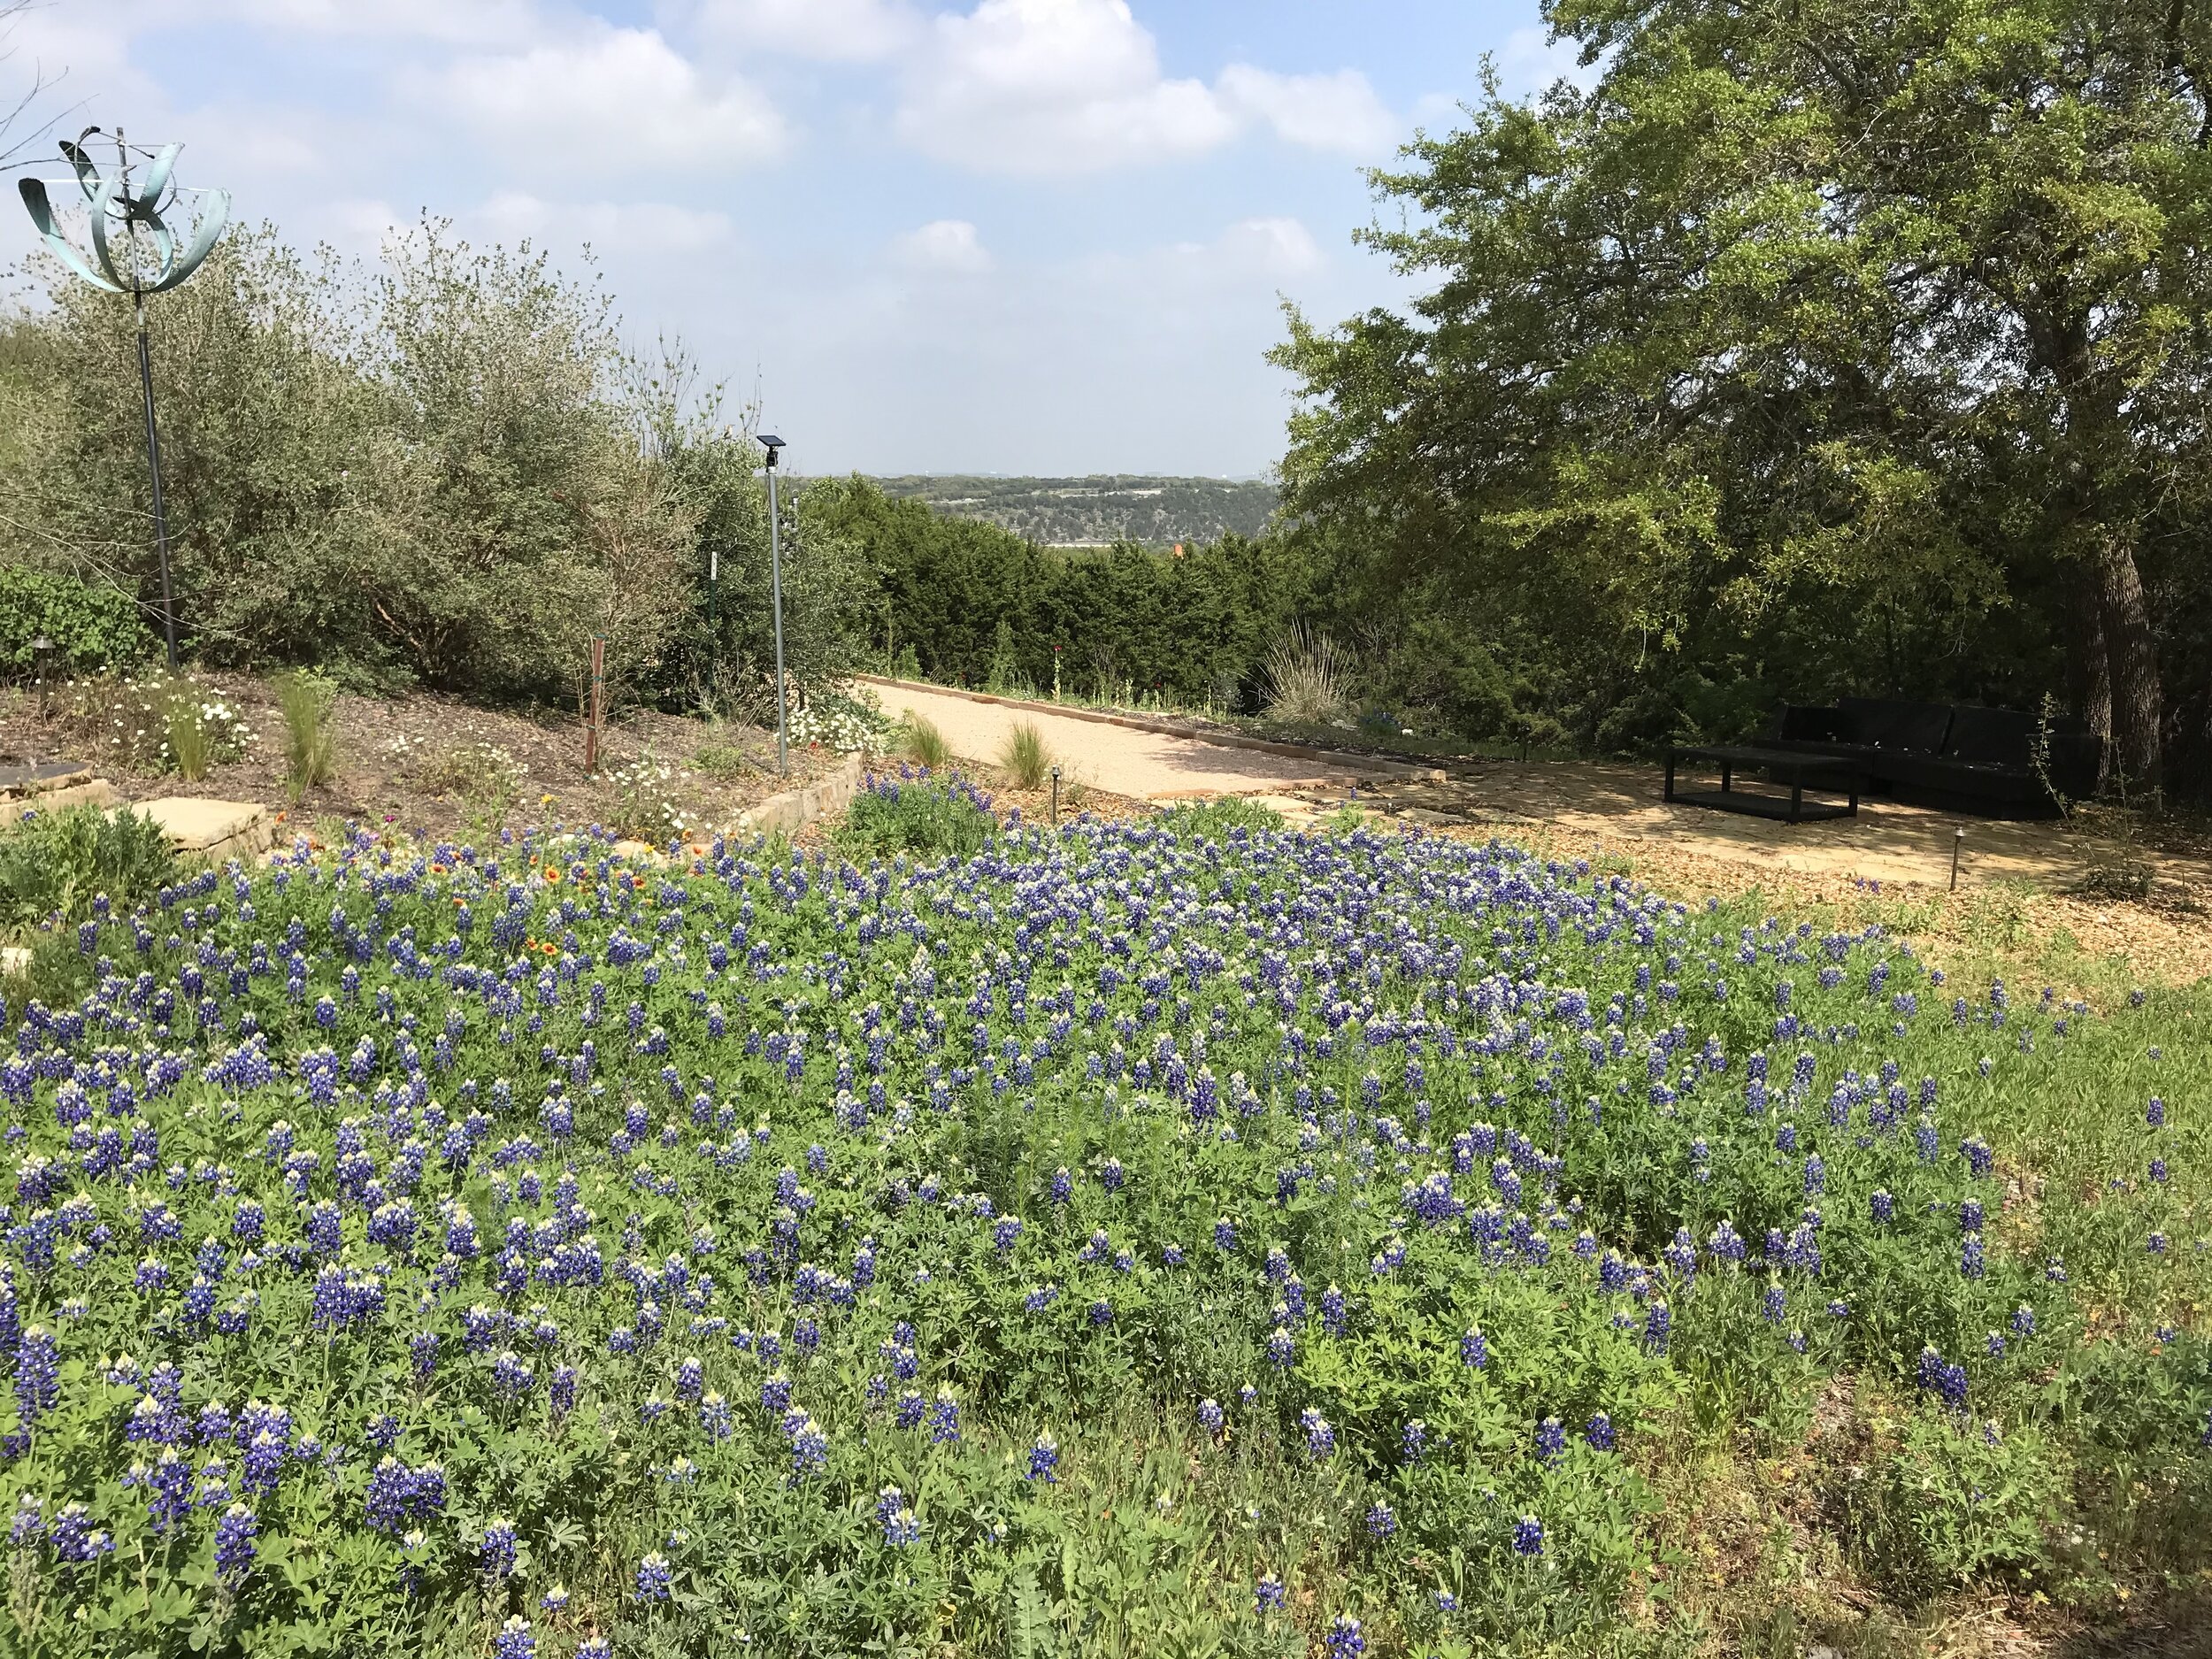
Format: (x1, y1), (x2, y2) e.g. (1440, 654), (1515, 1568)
(757, 433), (785, 467)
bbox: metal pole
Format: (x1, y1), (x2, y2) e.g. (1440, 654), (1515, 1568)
(135, 307), (179, 669)
(1050, 764), (1061, 827)
(116, 131), (179, 671)
(767, 453), (788, 775)
(1949, 826), (1964, 892)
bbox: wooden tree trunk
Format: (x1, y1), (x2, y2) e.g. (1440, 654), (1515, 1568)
(2065, 568), (2113, 792)
(2093, 529), (2163, 799)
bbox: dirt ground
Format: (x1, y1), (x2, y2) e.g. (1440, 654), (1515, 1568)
(0, 675), (847, 842)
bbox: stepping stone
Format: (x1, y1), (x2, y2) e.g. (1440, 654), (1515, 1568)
(6, 780), (119, 817)
(129, 798), (273, 862)
(0, 759), (94, 796)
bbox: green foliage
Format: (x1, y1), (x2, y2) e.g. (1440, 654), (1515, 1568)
(997, 719), (1052, 789)
(1271, 0), (2212, 790)
(1151, 796), (1286, 838)
(833, 769), (995, 859)
(0, 225), (769, 707)
(1853, 1413), (2070, 1598)
(0, 803), (175, 933)
(986, 618), (1028, 695)
(0, 564), (152, 676)
(273, 670), (339, 801)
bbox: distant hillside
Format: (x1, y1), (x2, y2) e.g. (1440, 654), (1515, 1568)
(869, 475), (1279, 547)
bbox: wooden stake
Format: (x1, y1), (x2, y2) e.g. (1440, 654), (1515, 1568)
(586, 636), (606, 774)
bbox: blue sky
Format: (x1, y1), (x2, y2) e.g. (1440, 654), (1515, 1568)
(4, 1), (1584, 476)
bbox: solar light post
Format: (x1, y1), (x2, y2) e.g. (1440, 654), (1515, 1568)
(19, 128), (230, 670)
(758, 434), (789, 774)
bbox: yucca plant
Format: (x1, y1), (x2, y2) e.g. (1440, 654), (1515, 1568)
(997, 720), (1051, 789)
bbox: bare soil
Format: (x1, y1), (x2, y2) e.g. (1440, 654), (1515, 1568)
(0, 674), (844, 843)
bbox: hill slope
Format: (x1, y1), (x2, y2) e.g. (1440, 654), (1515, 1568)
(868, 475), (1278, 547)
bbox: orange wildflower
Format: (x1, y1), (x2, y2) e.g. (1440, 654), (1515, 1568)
(543, 865), (564, 884)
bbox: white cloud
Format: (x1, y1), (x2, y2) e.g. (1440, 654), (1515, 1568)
(430, 26), (785, 177)
(897, 0), (1233, 174)
(894, 0), (1398, 175)
(479, 192), (737, 255)
(216, 0), (539, 45)
(1497, 26), (1605, 96)
(695, 0), (920, 62)
(893, 218), (993, 273)
(1194, 215), (1322, 279)
(1216, 65), (1396, 157)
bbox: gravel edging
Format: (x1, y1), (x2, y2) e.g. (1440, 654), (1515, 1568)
(855, 675), (1446, 782)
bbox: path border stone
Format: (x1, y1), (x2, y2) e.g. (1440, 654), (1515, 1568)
(855, 675), (1446, 782)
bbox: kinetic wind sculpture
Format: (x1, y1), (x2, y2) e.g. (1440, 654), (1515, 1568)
(19, 129), (232, 667)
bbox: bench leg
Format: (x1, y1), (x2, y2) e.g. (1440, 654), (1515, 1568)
(1721, 762), (1732, 795)
(1789, 781), (1802, 823)
(1663, 755), (1676, 803)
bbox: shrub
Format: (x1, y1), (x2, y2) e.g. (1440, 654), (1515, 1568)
(1154, 795), (1286, 838)
(416, 740), (526, 844)
(71, 672), (255, 779)
(901, 714), (951, 769)
(693, 739), (758, 780)
(0, 564), (152, 677)
(1262, 622), (1350, 726)
(274, 670), (340, 801)
(834, 769), (995, 859)
(0, 803), (176, 933)
(607, 756), (698, 845)
(997, 720), (1052, 789)
(787, 688), (895, 754)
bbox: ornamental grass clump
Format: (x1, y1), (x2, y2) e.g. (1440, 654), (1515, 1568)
(997, 719), (1051, 790)
(0, 814), (2203, 1654)
(1261, 622), (1350, 726)
(900, 714), (951, 769)
(273, 671), (340, 802)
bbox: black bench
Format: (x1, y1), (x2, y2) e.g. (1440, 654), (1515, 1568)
(1764, 697), (2098, 818)
(1664, 744), (1861, 823)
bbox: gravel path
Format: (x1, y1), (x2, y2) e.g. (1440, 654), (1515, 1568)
(873, 683), (1373, 801)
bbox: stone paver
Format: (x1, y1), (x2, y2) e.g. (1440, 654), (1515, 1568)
(130, 797), (273, 862)
(874, 684), (1375, 800)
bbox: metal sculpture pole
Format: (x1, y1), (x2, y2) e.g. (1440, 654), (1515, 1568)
(19, 127), (231, 669)
(759, 434), (789, 775)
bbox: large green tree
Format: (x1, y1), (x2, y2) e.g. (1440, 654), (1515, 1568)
(1277, 0), (2212, 791)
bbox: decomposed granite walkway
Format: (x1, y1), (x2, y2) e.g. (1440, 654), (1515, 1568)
(870, 681), (1382, 801)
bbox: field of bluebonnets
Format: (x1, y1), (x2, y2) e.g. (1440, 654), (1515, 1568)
(2, 774), (2208, 1658)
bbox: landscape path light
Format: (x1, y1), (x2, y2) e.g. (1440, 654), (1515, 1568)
(19, 127), (231, 669)
(30, 636), (54, 721)
(758, 433), (789, 774)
